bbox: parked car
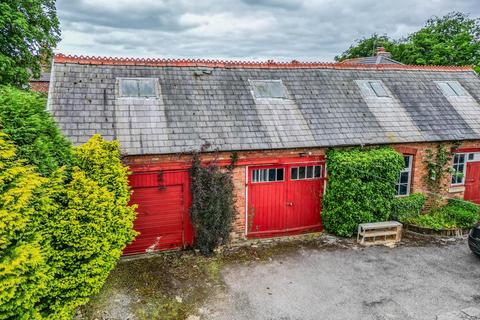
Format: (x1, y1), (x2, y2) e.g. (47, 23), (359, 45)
(469, 223), (480, 257)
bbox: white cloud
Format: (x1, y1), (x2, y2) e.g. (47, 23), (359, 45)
(56, 0), (480, 61)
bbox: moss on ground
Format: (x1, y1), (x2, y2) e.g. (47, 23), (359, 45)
(77, 252), (223, 320)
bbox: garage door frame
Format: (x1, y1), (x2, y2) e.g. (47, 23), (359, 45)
(246, 159), (325, 239)
(124, 169), (193, 255)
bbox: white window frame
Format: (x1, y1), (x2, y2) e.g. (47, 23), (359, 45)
(451, 153), (467, 185)
(251, 168), (285, 183)
(290, 165), (322, 180)
(118, 78), (158, 98)
(396, 155), (413, 197)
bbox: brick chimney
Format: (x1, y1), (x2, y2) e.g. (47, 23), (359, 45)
(375, 47), (392, 58)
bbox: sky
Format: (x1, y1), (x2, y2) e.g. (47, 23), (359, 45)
(56, 0), (480, 62)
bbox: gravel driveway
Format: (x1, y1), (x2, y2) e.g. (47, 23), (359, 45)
(200, 240), (480, 320)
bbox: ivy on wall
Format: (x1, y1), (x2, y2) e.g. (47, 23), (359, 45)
(190, 152), (238, 255)
(422, 142), (460, 207)
(323, 147), (404, 237)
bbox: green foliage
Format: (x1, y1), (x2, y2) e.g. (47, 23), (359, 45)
(0, 134), (49, 319)
(323, 147), (404, 237)
(335, 34), (397, 61)
(397, 12), (480, 66)
(391, 193), (426, 221)
(406, 198), (480, 230)
(0, 0), (60, 86)
(190, 153), (237, 254)
(0, 86), (72, 176)
(0, 134), (137, 319)
(336, 12), (480, 69)
(423, 142), (459, 206)
(40, 135), (137, 317)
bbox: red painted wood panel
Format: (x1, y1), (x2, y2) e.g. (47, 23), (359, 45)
(247, 163), (324, 238)
(464, 162), (480, 204)
(123, 170), (192, 255)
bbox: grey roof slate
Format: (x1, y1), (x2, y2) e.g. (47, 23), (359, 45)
(48, 61), (480, 155)
(343, 55), (404, 65)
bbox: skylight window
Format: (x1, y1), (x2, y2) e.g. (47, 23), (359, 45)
(436, 81), (467, 97)
(356, 80), (390, 98)
(250, 80), (288, 99)
(119, 78), (157, 98)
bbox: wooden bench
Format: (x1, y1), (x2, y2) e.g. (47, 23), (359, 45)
(357, 221), (403, 246)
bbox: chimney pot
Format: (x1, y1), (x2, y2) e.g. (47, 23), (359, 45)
(375, 47), (392, 58)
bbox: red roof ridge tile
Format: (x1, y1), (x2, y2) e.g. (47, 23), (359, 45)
(54, 53), (474, 72)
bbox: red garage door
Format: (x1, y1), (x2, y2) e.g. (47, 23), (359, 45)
(247, 162), (324, 238)
(123, 170), (192, 255)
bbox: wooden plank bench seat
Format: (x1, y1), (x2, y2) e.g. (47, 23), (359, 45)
(357, 221), (403, 246)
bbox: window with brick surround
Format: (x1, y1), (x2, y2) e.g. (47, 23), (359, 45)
(119, 78), (157, 98)
(396, 155), (412, 196)
(451, 153), (466, 185)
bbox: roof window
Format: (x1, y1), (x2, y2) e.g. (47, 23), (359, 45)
(357, 80), (390, 97)
(436, 81), (467, 97)
(250, 80), (288, 99)
(119, 78), (157, 98)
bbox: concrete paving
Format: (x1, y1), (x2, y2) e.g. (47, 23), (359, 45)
(201, 241), (480, 320)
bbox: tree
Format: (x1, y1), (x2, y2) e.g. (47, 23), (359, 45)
(0, 0), (60, 86)
(335, 34), (397, 62)
(396, 12), (480, 67)
(336, 12), (480, 71)
(0, 86), (72, 176)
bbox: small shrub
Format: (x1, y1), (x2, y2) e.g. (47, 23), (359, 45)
(323, 147), (404, 237)
(406, 198), (480, 230)
(190, 153), (237, 254)
(0, 86), (73, 176)
(391, 193), (426, 221)
(443, 199), (479, 228)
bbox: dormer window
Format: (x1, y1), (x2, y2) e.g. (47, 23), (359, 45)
(250, 80), (288, 99)
(357, 80), (390, 97)
(436, 81), (467, 97)
(119, 78), (157, 98)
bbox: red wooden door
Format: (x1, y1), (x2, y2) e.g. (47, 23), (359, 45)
(286, 164), (323, 231)
(464, 162), (480, 204)
(248, 165), (287, 235)
(248, 163), (323, 238)
(123, 170), (193, 255)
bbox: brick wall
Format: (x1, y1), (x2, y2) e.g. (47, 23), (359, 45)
(30, 81), (49, 93)
(123, 141), (478, 240)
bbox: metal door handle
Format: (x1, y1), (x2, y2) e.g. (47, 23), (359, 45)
(286, 202), (294, 206)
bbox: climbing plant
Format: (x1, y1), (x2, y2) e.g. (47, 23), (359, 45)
(190, 152), (237, 254)
(323, 147), (404, 237)
(422, 142), (460, 207)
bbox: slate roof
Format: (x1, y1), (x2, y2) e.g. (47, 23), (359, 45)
(48, 54), (480, 155)
(341, 55), (403, 65)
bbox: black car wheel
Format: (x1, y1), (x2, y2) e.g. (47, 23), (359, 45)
(469, 223), (480, 257)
